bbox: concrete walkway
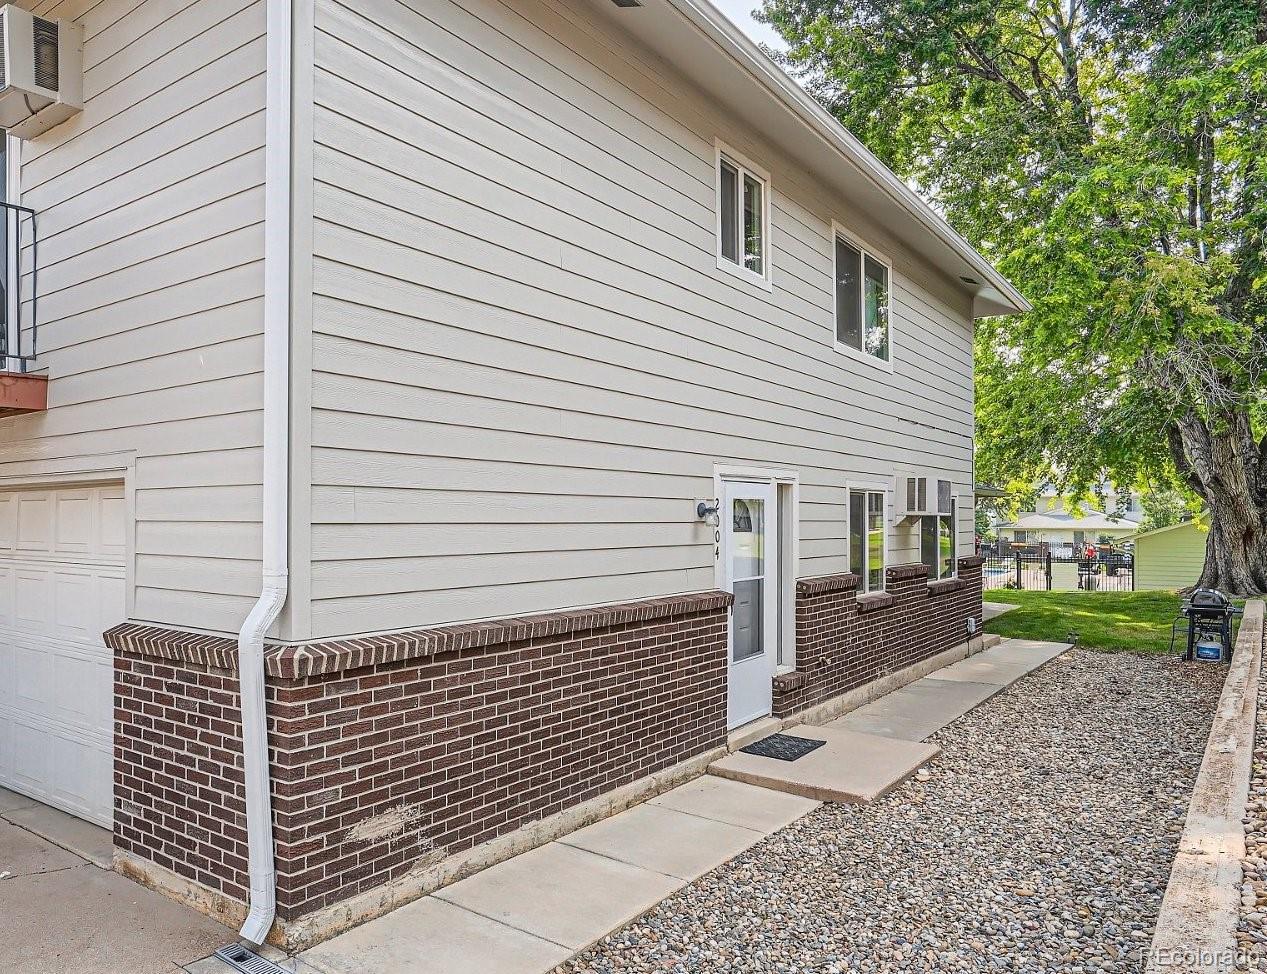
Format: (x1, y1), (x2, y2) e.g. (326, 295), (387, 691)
(837, 637), (1069, 741)
(707, 637), (1068, 800)
(299, 776), (818, 974)
(275, 637), (1069, 974)
(983, 600), (1020, 621)
(0, 787), (231, 974)
(708, 724), (938, 801)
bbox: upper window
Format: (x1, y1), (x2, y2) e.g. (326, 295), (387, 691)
(921, 497), (957, 580)
(834, 229), (891, 364)
(716, 143), (771, 288)
(848, 488), (886, 592)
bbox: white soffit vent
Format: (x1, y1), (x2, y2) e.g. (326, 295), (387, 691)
(0, 5), (82, 140)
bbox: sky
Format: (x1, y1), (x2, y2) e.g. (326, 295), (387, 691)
(708, 0), (786, 51)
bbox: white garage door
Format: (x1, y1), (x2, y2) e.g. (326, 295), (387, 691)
(0, 485), (125, 827)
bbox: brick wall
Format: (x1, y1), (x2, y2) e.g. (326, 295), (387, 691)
(109, 592), (730, 924)
(772, 557), (984, 717)
(269, 603), (728, 918)
(114, 655), (249, 902)
(110, 565), (981, 929)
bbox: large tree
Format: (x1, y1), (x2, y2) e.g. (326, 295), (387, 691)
(762, 0), (1267, 592)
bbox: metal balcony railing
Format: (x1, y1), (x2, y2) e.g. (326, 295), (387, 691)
(0, 201), (38, 370)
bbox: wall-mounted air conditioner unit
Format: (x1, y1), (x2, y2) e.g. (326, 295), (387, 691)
(896, 473), (953, 521)
(0, 6), (82, 140)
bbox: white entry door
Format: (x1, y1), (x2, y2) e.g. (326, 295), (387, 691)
(0, 485), (126, 826)
(723, 481), (778, 729)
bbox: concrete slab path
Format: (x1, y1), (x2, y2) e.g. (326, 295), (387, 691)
(831, 677), (1001, 742)
(299, 777), (817, 974)
(836, 637), (1069, 742)
(983, 600), (1020, 620)
(263, 638), (1071, 974)
(0, 787), (233, 974)
(708, 725), (938, 802)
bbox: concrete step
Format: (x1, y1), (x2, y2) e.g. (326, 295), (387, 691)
(726, 715), (783, 752)
(707, 725), (938, 803)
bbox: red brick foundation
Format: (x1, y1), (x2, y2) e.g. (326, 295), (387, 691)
(110, 562), (982, 931)
(114, 655), (250, 903)
(109, 592), (730, 924)
(772, 557), (984, 717)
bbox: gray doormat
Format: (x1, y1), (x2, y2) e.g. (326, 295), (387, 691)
(740, 733), (826, 762)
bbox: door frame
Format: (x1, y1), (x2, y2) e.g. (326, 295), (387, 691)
(713, 465), (799, 728)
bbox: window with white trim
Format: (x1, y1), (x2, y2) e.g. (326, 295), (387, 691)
(717, 148), (769, 284)
(848, 488), (886, 592)
(921, 497), (957, 579)
(834, 232), (890, 362)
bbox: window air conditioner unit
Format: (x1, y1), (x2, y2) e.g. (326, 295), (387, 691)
(897, 474), (953, 521)
(0, 6), (82, 140)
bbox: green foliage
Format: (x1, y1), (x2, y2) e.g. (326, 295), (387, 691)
(1137, 487), (1196, 533)
(762, 0), (1267, 498)
(974, 505), (995, 540)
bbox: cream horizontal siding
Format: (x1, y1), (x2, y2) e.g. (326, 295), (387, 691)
(0, 0), (267, 634)
(1135, 524), (1207, 591)
(308, 0), (977, 635)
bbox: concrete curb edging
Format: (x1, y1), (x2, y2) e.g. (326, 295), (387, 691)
(1147, 599), (1265, 973)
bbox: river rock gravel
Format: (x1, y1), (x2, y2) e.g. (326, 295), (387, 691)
(1237, 638), (1267, 971)
(559, 649), (1221, 974)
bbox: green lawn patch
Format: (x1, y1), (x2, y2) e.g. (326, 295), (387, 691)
(982, 589), (1186, 654)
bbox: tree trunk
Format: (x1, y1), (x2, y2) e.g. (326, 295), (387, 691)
(1167, 414), (1267, 595)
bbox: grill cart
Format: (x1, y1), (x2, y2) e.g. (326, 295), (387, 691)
(1172, 588), (1242, 662)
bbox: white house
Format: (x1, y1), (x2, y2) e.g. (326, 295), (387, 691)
(994, 488), (1142, 550)
(0, 0), (1026, 948)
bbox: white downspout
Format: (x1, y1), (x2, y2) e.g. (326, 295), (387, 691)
(239, 0), (292, 947)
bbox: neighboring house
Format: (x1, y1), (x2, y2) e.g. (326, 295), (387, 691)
(994, 489), (1142, 550)
(1131, 520), (1209, 590)
(0, 0), (1026, 950)
(995, 511), (1140, 549)
(1034, 489), (1146, 523)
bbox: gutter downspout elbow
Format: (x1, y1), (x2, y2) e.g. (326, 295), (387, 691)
(239, 0), (292, 947)
(237, 571), (287, 946)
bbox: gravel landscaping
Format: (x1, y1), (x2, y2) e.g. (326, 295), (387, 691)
(1238, 642), (1267, 971)
(560, 650), (1223, 974)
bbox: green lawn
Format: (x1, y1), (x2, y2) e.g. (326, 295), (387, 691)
(982, 589), (1187, 654)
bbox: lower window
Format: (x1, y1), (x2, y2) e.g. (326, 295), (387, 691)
(848, 488), (886, 592)
(921, 498), (957, 580)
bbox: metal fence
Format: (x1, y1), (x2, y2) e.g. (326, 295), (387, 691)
(0, 200), (39, 367)
(980, 546), (1134, 592)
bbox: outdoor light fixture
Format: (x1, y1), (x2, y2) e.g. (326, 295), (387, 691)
(696, 500), (721, 528)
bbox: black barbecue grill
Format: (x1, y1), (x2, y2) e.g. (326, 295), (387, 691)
(1169, 588), (1242, 662)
